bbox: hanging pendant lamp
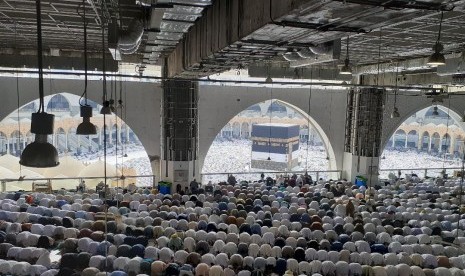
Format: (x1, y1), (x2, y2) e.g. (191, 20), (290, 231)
(340, 36), (352, 75)
(77, 0), (97, 135)
(100, 19), (112, 115)
(427, 12), (446, 67)
(20, 0), (59, 168)
(391, 64), (400, 118)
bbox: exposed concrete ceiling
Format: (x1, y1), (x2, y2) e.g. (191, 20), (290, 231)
(1, 0), (465, 83)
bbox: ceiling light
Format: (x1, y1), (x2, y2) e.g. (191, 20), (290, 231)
(265, 75), (273, 83)
(20, 0), (59, 168)
(427, 43), (446, 66)
(391, 107), (400, 118)
(20, 113), (59, 168)
(267, 156), (271, 161)
(77, 2), (97, 136)
(77, 106), (97, 135)
(109, 99), (116, 113)
(340, 36), (352, 75)
(100, 100), (112, 115)
(432, 106), (439, 116)
(427, 12), (446, 67)
(340, 58), (352, 75)
(391, 65), (400, 119)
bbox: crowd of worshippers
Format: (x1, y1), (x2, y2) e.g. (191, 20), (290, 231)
(0, 175), (463, 276)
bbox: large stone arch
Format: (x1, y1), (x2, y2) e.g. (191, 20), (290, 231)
(382, 96), (465, 151)
(199, 86), (347, 178)
(198, 85), (344, 177)
(0, 76), (161, 177)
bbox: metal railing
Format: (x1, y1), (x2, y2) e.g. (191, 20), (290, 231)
(378, 167), (461, 179)
(0, 175), (156, 192)
(201, 170), (342, 184)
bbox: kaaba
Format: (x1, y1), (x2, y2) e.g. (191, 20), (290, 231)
(251, 123), (300, 170)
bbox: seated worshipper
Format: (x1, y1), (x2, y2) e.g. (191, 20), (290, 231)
(304, 172), (313, 184)
(346, 199), (355, 217)
(228, 174), (237, 186)
(190, 179), (199, 195)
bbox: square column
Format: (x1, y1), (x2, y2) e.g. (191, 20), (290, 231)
(160, 80), (199, 191)
(342, 88), (385, 183)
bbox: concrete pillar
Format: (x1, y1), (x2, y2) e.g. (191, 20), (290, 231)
(417, 135), (422, 150)
(404, 137), (408, 148)
(65, 133), (68, 150)
(342, 88), (384, 182)
(108, 126), (112, 145)
(6, 138), (9, 154)
(117, 126), (121, 144)
(438, 138), (443, 153)
(448, 136), (455, 154)
(160, 80), (199, 191)
(125, 127), (129, 143)
(428, 136), (433, 152)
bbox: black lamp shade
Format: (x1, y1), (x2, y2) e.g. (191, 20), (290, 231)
(391, 107), (400, 118)
(20, 112), (59, 168)
(77, 118), (97, 135)
(100, 101), (112, 115)
(340, 59), (352, 75)
(427, 51), (446, 66)
(20, 134), (59, 168)
(77, 106), (97, 135)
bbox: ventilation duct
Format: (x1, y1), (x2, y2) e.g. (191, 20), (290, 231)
(283, 52), (302, 61)
(286, 39), (341, 68)
(297, 49), (316, 59)
(118, 20), (144, 54)
(108, 19), (144, 60)
(309, 42), (333, 55)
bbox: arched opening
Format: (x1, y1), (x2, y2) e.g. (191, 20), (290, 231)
(380, 105), (464, 178)
(393, 129), (407, 148)
(241, 122), (249, 138)
(420, 131), (430, 151)
(202, 99), (334, 183)
(455, 135), (464, 155)
(232, 122), (241, 138)
(406, 130), (418, 149)
(46, 94), (70, 112)
(431, 132), (441, 153)
(0, 93), (153, 187)
(441, 133), (451, 154)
